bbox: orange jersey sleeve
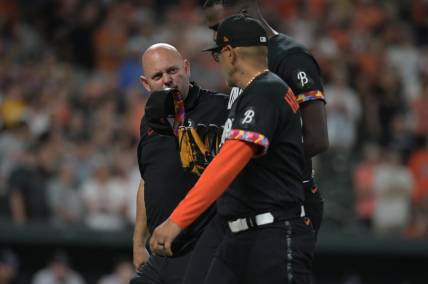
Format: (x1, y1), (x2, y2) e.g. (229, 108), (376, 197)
(170, 140), (258, 229)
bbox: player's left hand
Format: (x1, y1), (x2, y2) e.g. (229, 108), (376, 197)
(149, 218), (182, 256)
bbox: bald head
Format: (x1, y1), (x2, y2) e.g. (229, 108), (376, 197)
(140, 43), (191, 97)
(142, 43), (183, 74)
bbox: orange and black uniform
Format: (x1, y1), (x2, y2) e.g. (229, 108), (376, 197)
(131, 83), (228, 284)
(173, 71), (314, 284)
(183, 34), (325, 284)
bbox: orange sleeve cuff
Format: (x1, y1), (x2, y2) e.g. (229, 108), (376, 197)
(170, 140), (257, 229)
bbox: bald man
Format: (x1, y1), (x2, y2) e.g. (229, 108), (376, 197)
(131, 43), (228, 284)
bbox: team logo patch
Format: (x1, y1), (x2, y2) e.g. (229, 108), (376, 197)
(238, 107), (256, 128)
(294, 70), (314, 89)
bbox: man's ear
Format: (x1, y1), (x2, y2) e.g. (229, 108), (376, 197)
(140, 75), (151, 92)
(184, 59), (191, 77)
(228, 46), (238, 65)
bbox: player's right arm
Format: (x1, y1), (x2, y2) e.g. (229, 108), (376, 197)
(133, 179), (150, 271)
(280, 53), (329, 158)
(252, 1), (329, 158)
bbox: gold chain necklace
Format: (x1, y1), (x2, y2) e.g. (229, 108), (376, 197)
(244, 69), (269, 89)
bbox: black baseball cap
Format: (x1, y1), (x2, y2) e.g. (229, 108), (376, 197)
(202, 14), (268, 52)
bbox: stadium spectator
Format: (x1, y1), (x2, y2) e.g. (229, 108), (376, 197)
(372, 150), (414, 236)
(325, 67), (362, 151)
(32, 251), (85, 284)
(387, 114), (415, 159)
(8, 145), (51, 224)
(46, 161), (82, 226)
(97, 260), (133, 284)
(0, 122), (31, 183)
(408, 139), (428, 205)
(411, 78), (428, 137)
(353, 143), (381, 228)
(0, 249), (20, 284)
(406, 197), (428, 239)
(79, 160), (128, 230)
(93, 3), (128, 72)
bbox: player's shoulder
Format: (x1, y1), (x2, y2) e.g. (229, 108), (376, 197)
(268, 33), (311, 58)
(268, 33), (319, 72)
(253, 71), (289, 91)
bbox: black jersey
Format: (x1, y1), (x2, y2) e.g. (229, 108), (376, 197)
(268, 33), (325, 105)
(218, 71), (305, 219)
(137, 83), (228, 253)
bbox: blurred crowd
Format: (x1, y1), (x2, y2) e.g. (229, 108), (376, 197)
(0, 248), (134, 284)
(0, 0), (428, 240)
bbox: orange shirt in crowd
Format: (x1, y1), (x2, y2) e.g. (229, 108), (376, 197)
(412, 0), (428, 24)
(93, 20), (127, 72)
(353, 161), (376, 220)
(0, 0), (18, 22)
(353, 2), (386, 32)
(307, 0), (327, 19)
(408, 149), (428, 204)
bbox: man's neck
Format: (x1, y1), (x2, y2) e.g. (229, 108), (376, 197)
(235, 66), (268, 90)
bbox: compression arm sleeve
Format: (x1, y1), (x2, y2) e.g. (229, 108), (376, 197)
(170, 140), (257, 229)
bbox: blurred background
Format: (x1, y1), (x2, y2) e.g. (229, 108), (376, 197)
(0, 0), (428, 283)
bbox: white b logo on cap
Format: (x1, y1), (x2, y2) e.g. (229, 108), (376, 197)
(260, 36), (267, 43)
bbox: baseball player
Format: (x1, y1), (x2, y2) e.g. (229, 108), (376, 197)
(205, 0), (328, 238)
(131, 43), (228, 284)
(180, 1), (329, 283)
(150, 15), (314, 284)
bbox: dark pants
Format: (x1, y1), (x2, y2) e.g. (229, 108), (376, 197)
(183, 216), (315, 284)
(182, 214), (228, 284)
(130, 251), (193, 284)
(182, 186), (322, 284)
(303, 180), (324, 237)
(204, 217), (315, 284)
